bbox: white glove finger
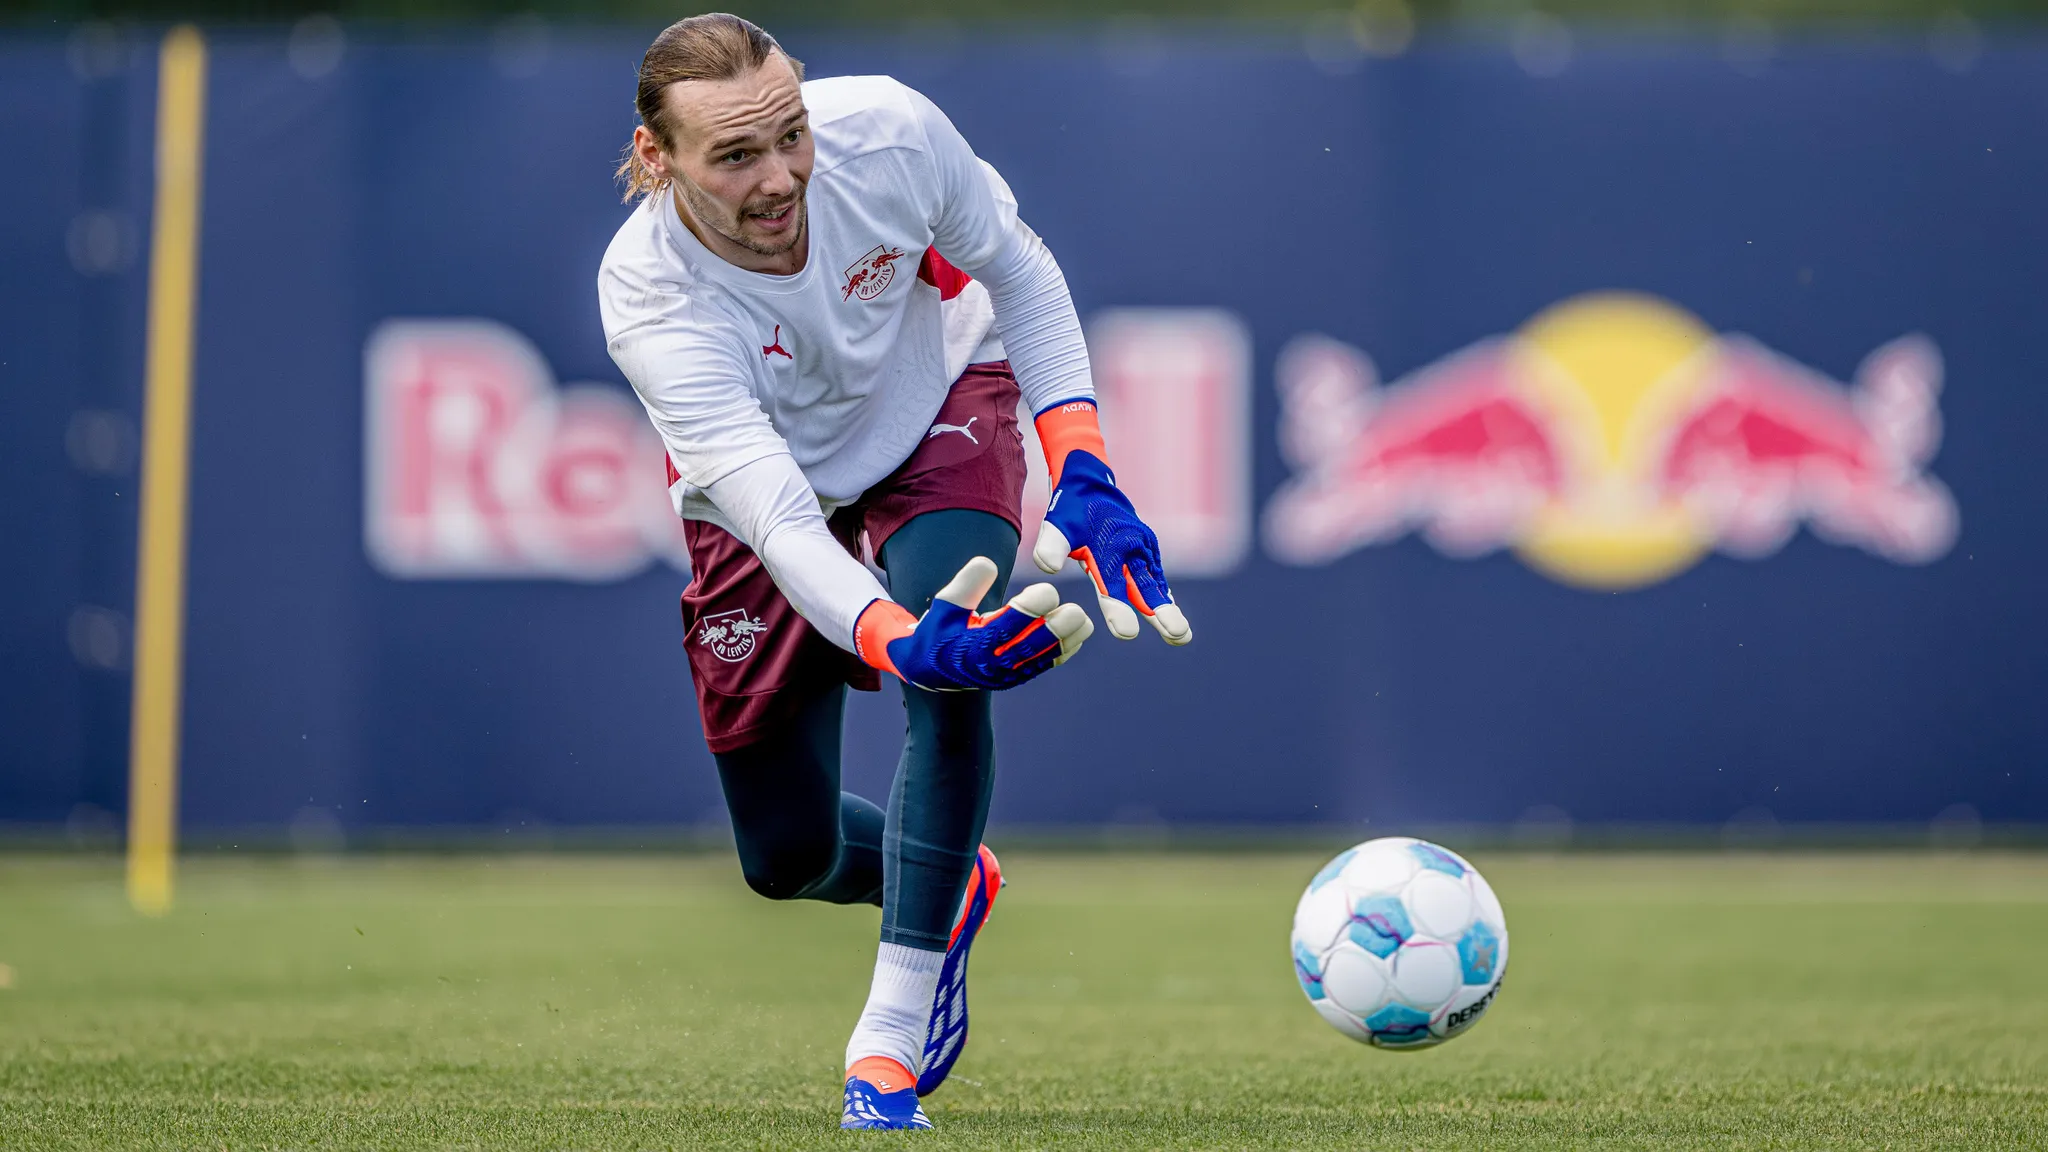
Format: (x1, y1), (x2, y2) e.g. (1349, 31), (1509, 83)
(1149, 601), (1193, 646)
(934, 556), (999, 611)
(1044, 603), (1094, 665)
(1031, 521), (1071, 575)
(1004, 581), (1060, 620)
(1097, 594), (1141, 640)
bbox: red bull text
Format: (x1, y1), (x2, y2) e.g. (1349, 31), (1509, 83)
(364, 319), (690, 580)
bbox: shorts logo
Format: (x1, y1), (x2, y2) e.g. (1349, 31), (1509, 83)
(842, 244), (905, 302)
(697, 609), (767, 662)
(927, 416), (978, 444)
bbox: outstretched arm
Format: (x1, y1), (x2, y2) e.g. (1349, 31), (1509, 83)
(909, 86), (1192, 645)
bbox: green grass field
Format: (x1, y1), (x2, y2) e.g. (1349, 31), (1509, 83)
(1, 851), (2044, 1149)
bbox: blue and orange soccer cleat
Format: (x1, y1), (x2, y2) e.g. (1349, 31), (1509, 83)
(916, 844), (1004, 1096)
(842, 1057), (933, 1130)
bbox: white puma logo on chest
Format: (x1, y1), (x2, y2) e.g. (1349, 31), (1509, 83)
(926, 417), (978, 445)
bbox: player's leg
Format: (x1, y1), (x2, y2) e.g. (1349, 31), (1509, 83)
(877, 508), (1013, 947)
(842, 509), (1015, 1105)
(677, 518), (889, 909)
(839, 362), (1027, 1127)
(712, 681), (884, 906)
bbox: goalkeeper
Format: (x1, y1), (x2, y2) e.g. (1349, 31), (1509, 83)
(598, 12), (1191, 1131)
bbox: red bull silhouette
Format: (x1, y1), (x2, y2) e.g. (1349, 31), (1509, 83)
(1658, 334), (1953, 562)
(1264, 293), (1957, 589)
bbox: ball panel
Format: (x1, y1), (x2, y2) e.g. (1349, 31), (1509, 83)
(1345, 894), (1412, 959)
(1388, 940), (1462, 1008)
(1292, 877), (1353, 953)
(1404, 870), (1476, 940)
(1468, 868), (1509, 976)
(1318, 944), (1391, 1016)
(1308, 847), (1357, 893)
(1407, 840), (1467, 878)
(1338, 840), (1420, 893)
(1457, 920), (1503, 986)
(1363, 1002), (1438, 1049)
(1313, 997), (1373, 1043)
(1470, 868), (1508, 932)
(1292, 939), (1326, 1000)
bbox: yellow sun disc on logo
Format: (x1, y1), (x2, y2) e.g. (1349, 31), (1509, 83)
(1506, 293), (1721, 589)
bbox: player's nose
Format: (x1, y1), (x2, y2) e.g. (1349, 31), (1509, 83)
(756, 155), (796, 198)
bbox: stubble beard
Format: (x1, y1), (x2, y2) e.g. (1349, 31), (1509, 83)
(676, 174), (808, 259)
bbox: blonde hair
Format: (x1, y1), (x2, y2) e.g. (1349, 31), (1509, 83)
(616, 13), (805, 203)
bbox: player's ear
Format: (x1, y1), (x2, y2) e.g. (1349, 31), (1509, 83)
(633, 124), (669, 180)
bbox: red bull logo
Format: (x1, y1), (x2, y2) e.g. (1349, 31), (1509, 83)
(364, 319), (689, 580)
(1264, 293), (1957, 588)
(365, 310), (1259, 586)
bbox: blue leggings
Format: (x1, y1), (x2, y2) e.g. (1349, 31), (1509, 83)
(711, 509), (1015, 951)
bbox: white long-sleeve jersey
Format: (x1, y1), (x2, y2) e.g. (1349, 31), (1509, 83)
(599, 75), (1094, 652)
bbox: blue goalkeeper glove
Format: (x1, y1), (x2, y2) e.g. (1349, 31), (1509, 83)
(853, 557), (1094, 692)
(1030, 400), (1193, 645)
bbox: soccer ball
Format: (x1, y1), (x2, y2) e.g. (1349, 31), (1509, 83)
(1290, 837), (1508, 1049)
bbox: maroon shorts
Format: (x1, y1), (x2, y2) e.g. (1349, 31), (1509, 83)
(678, 362), (1026, 752)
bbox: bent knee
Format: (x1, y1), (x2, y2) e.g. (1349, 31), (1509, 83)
(740, 844), (837, 901)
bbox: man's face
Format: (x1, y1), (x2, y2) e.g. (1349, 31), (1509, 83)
(641, 54), (812, 264)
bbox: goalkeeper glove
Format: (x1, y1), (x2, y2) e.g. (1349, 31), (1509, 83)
(853, 556), (1094, 692)
(1030, 400), (1192, 645)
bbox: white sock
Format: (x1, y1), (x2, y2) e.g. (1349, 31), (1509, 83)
(844, 941), (944, 1077)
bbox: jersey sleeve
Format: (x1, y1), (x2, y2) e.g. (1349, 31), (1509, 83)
(601, 289), (789, 490)
(906, 85), (1096, 415)
(601, 280), (888, 652)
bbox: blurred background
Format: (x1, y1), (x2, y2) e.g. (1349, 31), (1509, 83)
(4, 0), (2045, 860)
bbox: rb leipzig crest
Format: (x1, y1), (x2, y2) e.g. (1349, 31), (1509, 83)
(1263, 292), (1958, 589)
(842, 244), (905, 302)
(697, 609), (767, 663)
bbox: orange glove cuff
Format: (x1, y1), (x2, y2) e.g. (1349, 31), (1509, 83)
(852, 599), (916, 679)
(1033, 399), (1110, 481)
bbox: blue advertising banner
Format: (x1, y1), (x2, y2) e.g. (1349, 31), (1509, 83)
(4, 26), (2044, 833)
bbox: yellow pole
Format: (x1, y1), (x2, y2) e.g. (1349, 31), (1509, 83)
(128, 24), (207, 916)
